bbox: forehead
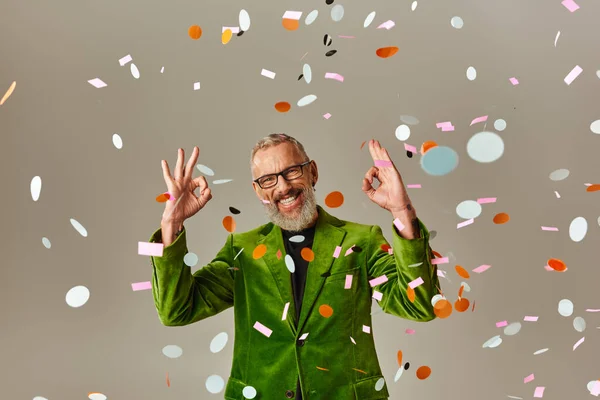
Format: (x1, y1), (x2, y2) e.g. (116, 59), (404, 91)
(252, 142), (304, 177)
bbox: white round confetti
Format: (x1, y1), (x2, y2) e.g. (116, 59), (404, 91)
(466, 66), (477, 81)
(66, 285), (90, 308)
(411, 1), (418, 11)
(503, 322), (522, 336)
(297, 94), (317, 107)
(482, 335), (502, 348)
(569, 217), (588, 242)
(466, 131), (505, 163)
(206, 375), (225, 394)
(451, 16), (464, 29)
(305, 10), (318, 25)
(394, 367), (404, 382)
(239, 10), (250, 31)
(590, 120), (600, 134)
(42, 237), (51, 249)
(597, 216), (600, 227)
(70, 218), (88, 237)
(420, 146), (459, 176)
(558, 299), (574, 317)
(375, 377), (385, 391)
(31, 176), (42, 201)
(573, 316), (586, 332)
(533, 348), (549, 355)
(33, 396), (48, 400)
(88, 394), (107, 400)
(493, 119), (506, 131)
(130, 63), (140, 79)
(112, 133), (123, 149)
(242, 386), (257, 399)
(210, 332), (229, 353)
(400, 115), (420, 125)
(549, 168), (569, 181)
(456, 200), (482, 219)
(587, 380), (600, 393)
(596, 70), (600, 79)
(183, 252), (199, 267)
(285, 254), (295, 273)
(460, 282), (471, 292)
(302, 64), (312, 84)
(162, 344), (183, 358)
(331, 5), (344, 22)
(289, 235), (305, 243)
(197, 164), (214, 176)
(394, 124), (411, 141)
(213, 179), (233, 185)
(431, 294), (444, 307)
(364, 11), (376, 28)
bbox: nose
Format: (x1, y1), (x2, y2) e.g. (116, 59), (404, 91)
(274, 176), (293, 196)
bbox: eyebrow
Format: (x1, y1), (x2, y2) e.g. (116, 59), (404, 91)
(257, 162), (305, 179)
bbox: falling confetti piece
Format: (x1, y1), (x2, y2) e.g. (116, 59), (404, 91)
(533, 348), (549, 355)
(166, 372), (170, 387)
(569, 216), (588, 242)
(282, 11), (302, 31)
(66, 285), (90, 308)
(138, 242), (164, 257)
(118, 54), (132, 66)
(472, 264), (491, 274)
(547, 258), (567, 272)
(188, 25), (202, 39)
(301, 247), (315, 262)
(554, 31), (561, 47)
(433, 299), (452, 318)
(509, 77), (519, 85)
(524, 374), (535, 384)
(319, 304), (334, 318)
(421, 146), (459, 176)
(493, 213), (510, 224)
(88, 78), (107, 88)
(561, 0), (579, 12)
(541, 226), (558, 231)
(156, 192), (170, 202)
(558, 299), (574, 317)
(253, 321), (273, 337)
(223, 216), (236, 232)
(132, 281), (152, 291)
(261, 69), (276, 79)
(573, 336), (585, 350)
(323, 113), (331, 119)
(222, 29), (233, 44)
(193, 82), (200, 91)
(112, 133), (123, 149)
(70, 218), (88, 237)
(416, 366), (431, 380)
(454, 298), (470, 312)
(470, 115), (488, 125)
(590, 120), (600, 134)
(0, 81), (16, 105)
(451, 16), (464, 29)
(228, 206), (241, 214)
(239, 9), (251, 31)
(275, 102), (291, 112)
(376, 46), (399, 58)
(466, 66), (477, 80)
(377, 20), (395, 30)
(420, 140), (438, 155)
(564, 65), (582, 85)
(496, 320), (508, 328)
(30, 176), (42, 201)
(325, 49), (338, 57)
(524, 316), (539, 322)
(364, 11), (376, 27)
(252, 244), (267, 259)
(305, 10), (319, 25)
(407, 287), (416, 303)
(324, 191), (344, 208)
(324, 72), (344, 82)
(397, 350), (403, 367)
(586, 184), (600, 192)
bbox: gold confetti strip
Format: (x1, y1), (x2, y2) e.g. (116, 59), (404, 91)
(0, 81), (16, 105)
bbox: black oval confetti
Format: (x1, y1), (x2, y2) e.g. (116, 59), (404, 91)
(406, 151), (413, 158)
(404, 362), (410, 370)
(352, 246), (363, 253)
(298, 74), (304, 81)
(325, 0), (334, 4)
(237, 30), (245, 37)
(325, 49), (337, 57)
(323, 34), (332, 46)
(229, 206), (241, 214)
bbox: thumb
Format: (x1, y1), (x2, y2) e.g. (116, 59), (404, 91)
(362, 178), (375, 198)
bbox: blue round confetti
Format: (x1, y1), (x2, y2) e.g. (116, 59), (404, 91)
(420, 146), (459, 176)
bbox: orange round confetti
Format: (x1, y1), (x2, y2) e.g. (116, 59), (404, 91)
(155, 192), (170, 203)
(282, 18), (300, 31)
(397, 350), (403, 367)
(420, 140), (438, 155)
(252, 244), (267, 259)
(376, 46), (399, 58)
(548, 258), (567, 272)
(301, 247), (315, 262)
(586, 184), (600, 192)
(222, 216), (236, 233)
(454, 297), (470, 312)
(222, 29), (233, 44)
(319, 304), (334, 318)
(455, 265), (470, 279)
(407, 287), (416, 303)
(324, 191), (344, 208)
(188, 25), (202, 40)
(493, 212), (510, 224)
(275, 102), (291, 113)
(433, 299), (452, 319)
(416, 366), (431, 380)
(458, 285), (464, 298)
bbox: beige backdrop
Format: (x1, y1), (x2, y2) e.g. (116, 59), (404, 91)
(2, 0), (600, 399)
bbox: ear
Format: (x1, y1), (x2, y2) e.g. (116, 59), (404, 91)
(252, 181), (262, 200)
(310, 160), (318, 185)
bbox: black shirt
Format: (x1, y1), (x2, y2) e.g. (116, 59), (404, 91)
(281, 224), (317, 400)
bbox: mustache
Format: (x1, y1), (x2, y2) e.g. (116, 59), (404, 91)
(275, 189), (301, 201)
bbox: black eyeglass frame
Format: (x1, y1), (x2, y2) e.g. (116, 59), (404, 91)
(253, 160), (313, 189)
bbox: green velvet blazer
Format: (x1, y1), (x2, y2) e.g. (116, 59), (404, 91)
(149, 205), (439, 399)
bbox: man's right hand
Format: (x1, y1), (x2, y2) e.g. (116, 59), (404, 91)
(160, 146), (212, 227)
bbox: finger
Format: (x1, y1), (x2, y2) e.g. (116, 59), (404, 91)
(192, 176), (208, 193)
(364, 166), (380, 184)
(361, 177), (375, 198)
(377, 141), (392, 161)
(162, 160), (174, 186)
(174, 148), (185, 180)
(184, 146), (199, 181)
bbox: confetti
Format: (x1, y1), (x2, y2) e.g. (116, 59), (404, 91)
(524, 374), (535, 384)
(416, 366), (431, 380)
(404, 143), (417, 153)
(467, 131), (505, 163)
(457, 219), (474, 229)
(66, 285), (90, 308)
(252, 244), (267, 259)
(433, 299), (452, 318)
(324, 72), (344, 82)
(222, 216), (236, 232)
(466, 66), (477, 80)
(70, 218), (88, 237)
(331, 4), (344, 22)
(239, 10), (250, 31)
(364, 11), (376, 28)
(222, 26), (240, 34)
(376, 47), (399, 58)
(408, 277), (424, 289)
(305, 10), (318, 25)
(547, 258), (567, 272)
(319, 304), (334, 318)
(188, 25), (202, 39)
(558, 299), (574, 317)
(431, 257), (448, 265)
(297, 94), (317, 107)
(533, 386), (546, 398)
(222, 29), (233, 44)
(301, 247), (315, 262)
(564, 65), (582, 85)
(472, 264), (491, 274)
(454, 298), (470, 312)
(131, 281), (152, 291)
(561, 0), (579, 12)
(261, 69), (276, 79)
(138, 242), (164, 257)
(253, 321), (272, 337)
(30, 176), (42, 201)
(436, 121), (454, 131)
(325, 49), (338, 57)
(193, 82), (200, 91)
(569, 216), (587, 242)
(332, 246), (342, 258)
(554, 31), (561, 47)
(509, 77), (519, 85)
(496, 320), (508, 328)
(373, 291), (383, 301)
(541, 226), (558, 231)
(282, 11), (302, 31)
(377, 20), (395, 30)
(455, 265), (470, 279)
(112, 133), (123, 149)
(274, 102), (291, 112)
(470, 115), (488, 126)
(421, 146), (459, 176)
(369, 275), (388, 287)
(88, 78), (107, 88)
(118, 54), (132, 66)
(450, 16), (464, 29)
(407, 184), (422, 189)
(323, 113), (332, 119)
(524, 316), (539, 322)
(325, 191), (344, 208)
(393, 218), (405, 232)
(493, 213), (510, 224)
(573, 336), (585, 350)
(344, 275), (353, 289)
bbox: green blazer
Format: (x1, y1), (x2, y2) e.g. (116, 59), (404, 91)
(149, 205), (439, 399)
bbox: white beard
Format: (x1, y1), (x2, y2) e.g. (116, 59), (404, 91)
(263, 186), (318, 232)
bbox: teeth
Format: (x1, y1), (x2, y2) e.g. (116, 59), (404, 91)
(280, 196), (297, 204)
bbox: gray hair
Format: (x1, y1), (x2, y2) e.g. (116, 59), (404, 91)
(250, 133), (309, 171)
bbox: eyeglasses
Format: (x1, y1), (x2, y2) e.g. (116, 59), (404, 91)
(253, 160), (312, 189)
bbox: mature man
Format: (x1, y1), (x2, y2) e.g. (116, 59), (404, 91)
(149, 134), (440, 399)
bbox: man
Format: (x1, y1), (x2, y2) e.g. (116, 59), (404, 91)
(149, 134), (440, 399)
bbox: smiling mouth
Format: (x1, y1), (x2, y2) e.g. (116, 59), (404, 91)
(277, 191), (302, 210)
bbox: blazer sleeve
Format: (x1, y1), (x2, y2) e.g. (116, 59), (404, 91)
(148, 226), (235, 327)
(365, 218), (440, 322)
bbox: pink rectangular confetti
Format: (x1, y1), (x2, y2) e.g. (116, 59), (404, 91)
(253, 321), (272, 337)
(344, 274), (353, 289)
(564, 65), (582, 85)
(222, 26), (240, 33)
(324, 72), (344, 82)
(573, 336), (585, 350)
(369, 275), (389, 287)
(362, 325), (371, 334)
(338, 35), (355, 39)
(437, 269), (446, 278)
(393, 218), (405, 232)
(524, 374), (535, 384)
(261, 69), (276, 79)
(477, 197), (497, 204)
(387, 248), (393, 255)
(409, 277), (424, 289)
(345, 247), (354, 256)
(374, 159), (394, 167)
(138, 242), (164, 257)
(533, 386), (545, 398)
(472, 264), (491, 274)
(88, 78), (107, 88)
(372, 291), (383, 301)
(333, 246), (342, 258)
(404, 143), (417, 153)
(119, 54), (132, 66)
(193, 82), (200, 91)
(441, 125), (455, 132)
(406, 184), (421, 189)
(496, 320), (508, 328)
(541, 226), (558, 231)
(431, 257), (448, 265)
(524, 316), (539, 322)
(405, 328), (415, 334)
(282, 11), (302, 20)
(470, 115), (488, 126)
(509, 77), (519, 85)
(561, 0), (580, 12)
(282, 302), (290, 320)
(323, 113), (332, 119)
(377, 20), (396, 30)
(131, 281), (152, 291)
(457, 218), (474, 229)
(586, 309), (600, 312)
(436, 121), (453, 128)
